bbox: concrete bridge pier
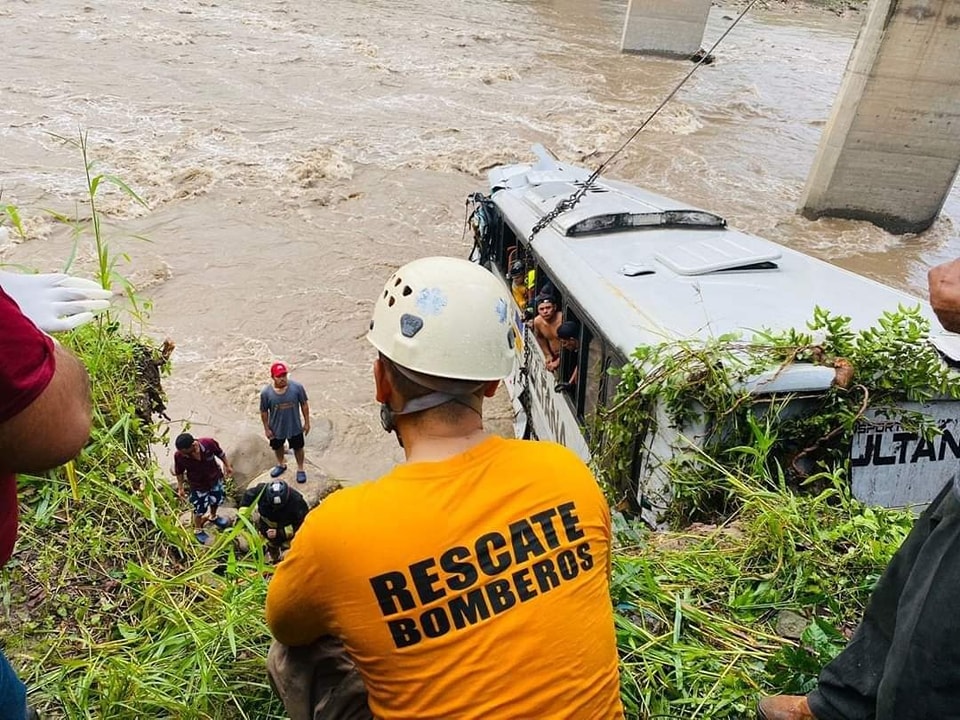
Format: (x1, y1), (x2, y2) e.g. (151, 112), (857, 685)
(800, 0), (960, 234)
(620, 0), (711, 57)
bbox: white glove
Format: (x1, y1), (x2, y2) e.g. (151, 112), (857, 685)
(0, 270), (113, 332)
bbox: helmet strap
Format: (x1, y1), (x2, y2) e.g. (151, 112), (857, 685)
(379, 391), (483, 446)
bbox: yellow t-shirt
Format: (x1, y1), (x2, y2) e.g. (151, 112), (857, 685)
(512, 282), (529, 309)
(266, 436), (624, 720)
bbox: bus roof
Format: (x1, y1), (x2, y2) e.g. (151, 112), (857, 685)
(489, 146), (948, 364)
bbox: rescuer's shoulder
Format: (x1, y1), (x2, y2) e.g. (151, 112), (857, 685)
(298, 473), (396, 536)
(503, 437), (592, 468)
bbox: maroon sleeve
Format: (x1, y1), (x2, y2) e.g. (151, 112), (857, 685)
(201, 438), (224, 458)
(0, 287), (56, 422)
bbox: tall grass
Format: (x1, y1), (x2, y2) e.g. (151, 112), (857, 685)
(2, 320), (284, 719)
(611, 449), (912, 718)
(45, 130), (152, 322)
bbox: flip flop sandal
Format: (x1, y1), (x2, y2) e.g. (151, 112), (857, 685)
(270, 464), (287, 478)
(195, 531), (211, 545)
(213, 517), (230, 530)
(296, 470), (307, 484)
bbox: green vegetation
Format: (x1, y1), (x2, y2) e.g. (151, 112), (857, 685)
(45, 131), (152, 321)
(594, 305), (958, 718)
(3, 320), (283, 719)
(1, 193), (27, 241)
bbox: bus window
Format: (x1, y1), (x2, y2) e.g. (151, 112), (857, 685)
(495, 221), (517, 274)
(555, 312), (588, 417)
(529, 271), (563, 367)
(582, 335), (608, 422)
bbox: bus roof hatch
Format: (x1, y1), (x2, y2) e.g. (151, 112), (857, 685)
(654, 234), (782, 276)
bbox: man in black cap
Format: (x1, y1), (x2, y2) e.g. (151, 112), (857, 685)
(554, 320), (580, 394)
(531, 295), (563, 371)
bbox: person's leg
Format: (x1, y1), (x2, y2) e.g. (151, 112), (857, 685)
(874, 485), (960, 720)
(269, 437), (288, 475)
(289, 433), (305, 471)
(190, 489), (212, 542)
(0, 649), (28, 720)
(289, 433), (306, 482)
(208, 482), (228, 528)
(267, 638), (372, 720)
(807, 481), (953, 720)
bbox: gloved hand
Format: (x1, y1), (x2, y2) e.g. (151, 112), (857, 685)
(0, 270), (112, 332)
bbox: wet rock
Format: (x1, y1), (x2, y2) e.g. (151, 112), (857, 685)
(233, 533), (251, 554)
(690, 48), (715, 65)
(242, 463), (343, 509)
(305, 417), (334, 454)
(776, 610), (808, 640)
(176, 506), (240, 538)
(228, 433), (277, 488)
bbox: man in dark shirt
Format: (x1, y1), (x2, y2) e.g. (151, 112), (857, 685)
(1, 286), (93, 720)
(173, 433), (234, 544)
(239, 480), (309, 563)
(554, 320), (580, 395)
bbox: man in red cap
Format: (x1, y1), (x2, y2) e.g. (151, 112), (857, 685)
(259, 362), (311, 483)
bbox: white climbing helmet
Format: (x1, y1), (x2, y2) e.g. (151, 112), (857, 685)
(367, 257), (516, 381)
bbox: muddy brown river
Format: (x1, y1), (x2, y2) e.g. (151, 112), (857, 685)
(2, 0), (958, 481)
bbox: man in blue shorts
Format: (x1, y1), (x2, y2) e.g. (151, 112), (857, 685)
(173, 432), (234, 544)
(259, 362), (311, 484)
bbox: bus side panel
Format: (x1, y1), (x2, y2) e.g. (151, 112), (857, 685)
(851, 401), (960, 510)
(524, 333), (591, 462)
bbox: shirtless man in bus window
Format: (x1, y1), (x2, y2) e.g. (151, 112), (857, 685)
(532, 295), (563, 371)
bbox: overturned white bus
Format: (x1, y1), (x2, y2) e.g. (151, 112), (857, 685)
(468, 145), (960, 524)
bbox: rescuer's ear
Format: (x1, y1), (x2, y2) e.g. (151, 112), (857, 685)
(482, 380), (500, 398)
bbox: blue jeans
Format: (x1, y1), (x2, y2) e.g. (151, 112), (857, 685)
(0, 649), (27, 720)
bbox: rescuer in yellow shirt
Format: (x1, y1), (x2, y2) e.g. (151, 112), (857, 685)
(266, 256), (624, 720)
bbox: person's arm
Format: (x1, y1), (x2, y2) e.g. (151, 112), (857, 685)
(929, 259), (960, 332)
(214, 445), (233, 478)
(266, 507), (336, 646)
(239, 484), (264, 509)
(300, 400), (311, 436)
(175, 470), (187, 499)
(260, 390), (274, 439)
(291, 495), (310, 533)
(0, 343), (91, 473)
